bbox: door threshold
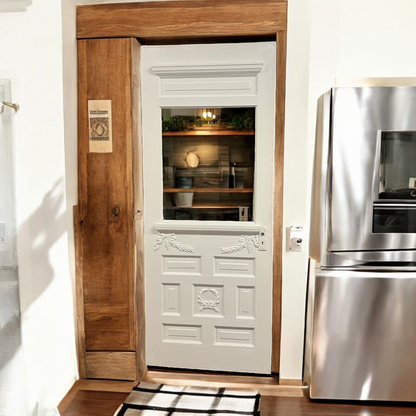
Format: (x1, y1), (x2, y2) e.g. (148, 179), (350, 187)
(148, 366), (276, 379)
(144, 367), (304, 397)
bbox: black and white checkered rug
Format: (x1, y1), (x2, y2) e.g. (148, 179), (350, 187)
(114, 381), (261, 415)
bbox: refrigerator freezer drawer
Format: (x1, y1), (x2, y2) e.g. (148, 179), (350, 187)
(307, 268), (416, 401)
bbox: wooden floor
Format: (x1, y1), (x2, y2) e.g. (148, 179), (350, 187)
(58, 369), (416, 416)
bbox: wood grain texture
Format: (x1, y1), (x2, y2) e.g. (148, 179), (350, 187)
(83, 305), (131, 350)
(73, 205), (86, 379)
(163, 188), (253, 193)
(146, 369), (280, 385)
(60, 390), (128, 416)
(67, 379), (138, 393)
(130, 37), (147, 381)
(85, 352), (137, 381)
(144, 370), (302, 397)
(271, 29), (287, 373)
(77, 0), (287, 41)
(78, 38), (136, 353)
(59, 376), (416, 416)
(78, 38), (140, 380)
(280, 378), (303, 387)
(57, 381), (81, 414)
(77, 42), (88, 221)
(59, 391), (416, 416)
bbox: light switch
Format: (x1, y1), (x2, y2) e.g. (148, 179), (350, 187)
(286, 226), (303, 252)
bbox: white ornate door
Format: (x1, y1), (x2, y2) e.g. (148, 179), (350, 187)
(142, 42), (276, 373)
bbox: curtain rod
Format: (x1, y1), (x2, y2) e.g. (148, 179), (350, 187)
(1, 101), (20, 113)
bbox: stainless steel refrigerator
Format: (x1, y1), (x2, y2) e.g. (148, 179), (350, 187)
(304, 86), (416, 401)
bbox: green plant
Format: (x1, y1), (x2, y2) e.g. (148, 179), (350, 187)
(230, 112), (254, 131)
(162, 116), (185, 132)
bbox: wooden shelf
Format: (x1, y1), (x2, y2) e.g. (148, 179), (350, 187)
(166, 204), (249, 209)
(162, 129), (254, 136)
(163, 188), (253, 193)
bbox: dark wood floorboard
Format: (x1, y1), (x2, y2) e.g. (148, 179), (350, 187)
(261, 396), (416, 416)
(59, 388), (416, 415)
(60, 390), (129, 416)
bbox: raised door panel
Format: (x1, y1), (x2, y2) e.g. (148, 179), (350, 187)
(146, 231), (272, 373)
(78, 38), (137, 359)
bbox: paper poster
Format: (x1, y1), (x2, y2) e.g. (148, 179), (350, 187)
(88, 100), (112, 153)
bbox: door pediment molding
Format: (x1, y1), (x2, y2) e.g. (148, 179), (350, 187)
(151, 63), (264, 79)
(152, 62), (264, 97)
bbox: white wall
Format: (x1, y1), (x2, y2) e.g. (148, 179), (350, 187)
(0, 1), (77, 414)
(279, 0), (312, 380)
(0, 80), (16, 267)
(280, 0), (416, 380)
(0, 4), (412, 410)
(61, 0), (416, 384)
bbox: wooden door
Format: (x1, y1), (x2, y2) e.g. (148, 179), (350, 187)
(76, 0), (287, 379)
(76, 37), (145, 381)
(142, 42), (276, 373)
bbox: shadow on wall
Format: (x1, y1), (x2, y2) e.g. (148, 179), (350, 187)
(0, 177), (70, 415)
(19, 177), (68, 313)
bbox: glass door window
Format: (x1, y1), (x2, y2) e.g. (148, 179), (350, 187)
(378, 131), (416, 199)
(375, 131), (416, 233)
(162, 107), (255, 221)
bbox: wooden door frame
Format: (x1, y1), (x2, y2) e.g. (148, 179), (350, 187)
(76, 0), (287, 375)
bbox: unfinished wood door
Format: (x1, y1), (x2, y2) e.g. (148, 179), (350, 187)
(77, 37), (145, 381)
(142, 42), (276, 373)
